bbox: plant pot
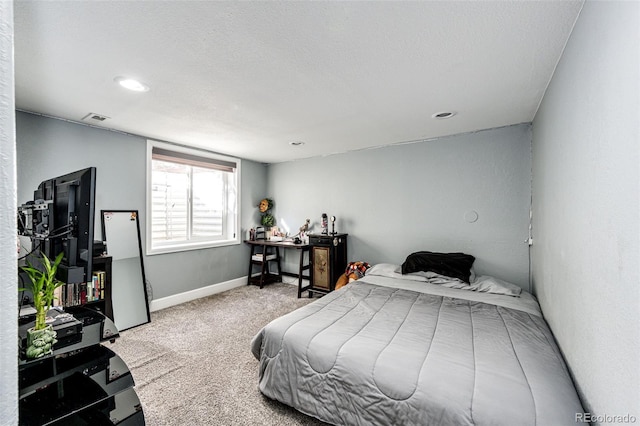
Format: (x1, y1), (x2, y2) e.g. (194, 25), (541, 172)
(26, 325), (57, 359)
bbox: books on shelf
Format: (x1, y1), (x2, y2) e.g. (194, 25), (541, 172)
(89, 270), (106, 302)
(52, 270), (106, 308)
(53, 285), (63, 307)
(252, 253), (277, 262)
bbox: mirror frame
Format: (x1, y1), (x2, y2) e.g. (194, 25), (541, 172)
(101, 210), (151, 330)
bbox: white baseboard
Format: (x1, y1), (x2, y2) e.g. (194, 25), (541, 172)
(149, 276), (247, 312)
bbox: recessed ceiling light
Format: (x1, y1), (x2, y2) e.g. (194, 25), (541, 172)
(432, 111), (456, 119)
(114, 76), (150, 92)
(289, 141), (305, 146)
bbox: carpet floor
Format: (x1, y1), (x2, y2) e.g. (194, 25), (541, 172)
(110, 282), (327, 425)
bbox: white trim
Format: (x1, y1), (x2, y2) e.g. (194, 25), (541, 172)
(149, 276), (247, 312)
(148, 238), (240, 256)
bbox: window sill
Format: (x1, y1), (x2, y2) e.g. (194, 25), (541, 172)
(147, 238), (240, 256)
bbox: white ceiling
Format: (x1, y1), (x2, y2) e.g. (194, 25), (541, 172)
(14, 1), (583, 164)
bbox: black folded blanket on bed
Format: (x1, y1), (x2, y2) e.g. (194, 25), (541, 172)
(401, 251), (476, 283)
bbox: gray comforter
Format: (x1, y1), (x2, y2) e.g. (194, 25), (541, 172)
(251, 278), (585, 425)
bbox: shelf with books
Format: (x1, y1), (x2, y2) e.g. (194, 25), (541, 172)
(88, 255), (113, 320)
(88, 269), (106, 303)
(52, 256), (113, 321)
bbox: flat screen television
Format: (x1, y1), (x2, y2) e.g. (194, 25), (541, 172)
(28, 167), (97, 284)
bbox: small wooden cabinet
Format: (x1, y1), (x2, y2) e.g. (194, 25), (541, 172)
(308, 233), (348, 297)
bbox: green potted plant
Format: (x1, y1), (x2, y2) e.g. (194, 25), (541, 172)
(20, 252), (65, 359)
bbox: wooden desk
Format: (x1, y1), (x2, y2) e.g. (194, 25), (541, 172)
(245, 240), (310, 296)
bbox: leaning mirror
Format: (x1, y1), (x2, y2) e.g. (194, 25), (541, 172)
(101, 210), (151, 331)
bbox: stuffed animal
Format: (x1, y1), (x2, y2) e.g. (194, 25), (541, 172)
(335, 261), (371, 290)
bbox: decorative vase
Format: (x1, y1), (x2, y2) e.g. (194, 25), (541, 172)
(26, 325), (57, 359)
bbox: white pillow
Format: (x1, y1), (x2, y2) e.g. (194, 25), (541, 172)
(365, 263), (428, 282)
(366, 264), (522, 296)
(470, 275), (522, 297)
(396, 264), (476, 282)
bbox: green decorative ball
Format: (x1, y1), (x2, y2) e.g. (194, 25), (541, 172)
(261, 213), (275, 227)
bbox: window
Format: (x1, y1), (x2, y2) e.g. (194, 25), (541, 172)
(146, 140), (240, 254)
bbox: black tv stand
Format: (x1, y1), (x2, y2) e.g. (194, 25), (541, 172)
(18, 307), (145, 425)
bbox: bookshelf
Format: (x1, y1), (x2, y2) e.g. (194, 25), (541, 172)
(90, 256), (113, 320)
(53, 255), (114, 321)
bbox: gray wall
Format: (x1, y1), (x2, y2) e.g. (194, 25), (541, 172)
(16, 111), (267, 299)
(1, 1), (18, 423)
(532, 0), (639, 418)
(268, 124), (532, 289)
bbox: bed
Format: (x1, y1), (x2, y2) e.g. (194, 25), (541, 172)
(251, 253), (585, 425)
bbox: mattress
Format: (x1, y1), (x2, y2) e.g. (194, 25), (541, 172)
(251, 274), (585, 425)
